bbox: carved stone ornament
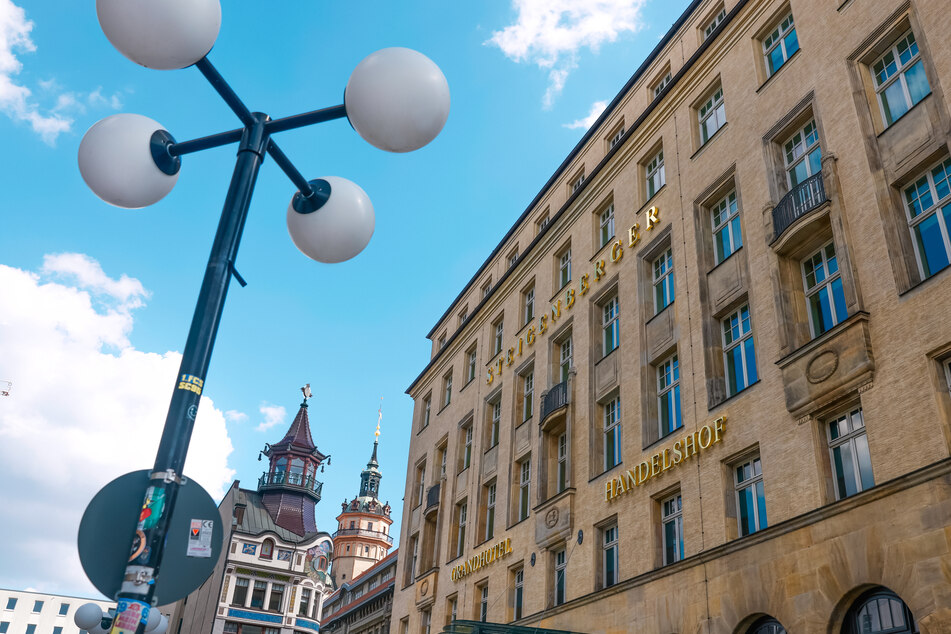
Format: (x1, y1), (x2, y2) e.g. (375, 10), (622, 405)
(545, 507), (559, 528)
(420, 579), (429, 596)
(806, 350), (839, 384)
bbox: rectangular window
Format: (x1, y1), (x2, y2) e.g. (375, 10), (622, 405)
(58, 603), (69, 616)
(233, 577), (250, 606)
(523, 285), (535, 325)
(571, 172), (585, 193)
(485, 482), (497, 541)
(24, 626), (35, 634)
(482, 278), (492, 299)
(518, 459), (531, 521)
(903, 157), (951, 279)
(735, 456), (768, 536)
(443, 372), (453, 407)
(783, 119), (821, 188)
(537, 213), (550, 233)
(32, 601), (42, 613)
(250, 580), (267, 609)
(602, 524), (619, 588)
(415, 463), (426, 507)
(559, 337), (573, 382)
(508, 247), (519, 269)
(712, 190), (742, 264)
(554, 548), (567, 606)
(763, 12), (799, 77)
(722, 304), (758, 395)
(223, 623), (239, 634)
(438, 334), (447, 349)
(702, 8), (726, 40)
(557, 432), (568, 492)
(298, 588), (312, 617)
(609, 127), (625, 149)
(489, 400), (501, 447)
(652, 72), (672, 98)
(422, 396), (431, 430)
(53, 628), (62, 634)
(873, 30), (930, 127)
(602, 295), (620, 356)
(494, 319), (504, 355)
(646, 148), (665, 199)
(459, 306), (469, 325)
(802, 242), (848, 337)
(456, 501), (468, 557)
(466, 347), (477, 384)
(268, 584), (284, 612)
(828, 408), (874, 499)
(662, 494), (684, 565)
(558, 248), (572, 289)
(658, 354), (682, 438)
(448, 596), (458, 624)
(0, 624), (9, 634)
(411, 535), (419, 581)
(514, 568), (524, 620)
(698, 85), (726, 145)
(522, 371), (534, 421)
(4, 598), (15, 610)
(599, 204), (616, 248)
(479, 585), (489, 622)
(439, 444), (447, 479)
(603, 396), (622, 470)
(421, 608), (431, 634)
(652, 248), (675, 313)
(463, 424), (473, 469)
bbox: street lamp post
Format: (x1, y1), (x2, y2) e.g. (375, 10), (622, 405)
(75, 2), (449, 633)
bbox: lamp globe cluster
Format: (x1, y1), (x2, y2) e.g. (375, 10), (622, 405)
(74, 602), (168, 634)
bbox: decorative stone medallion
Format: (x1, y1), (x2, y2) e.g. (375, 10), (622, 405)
(806, 350), (839, 384)
(545, 507), (559, 528)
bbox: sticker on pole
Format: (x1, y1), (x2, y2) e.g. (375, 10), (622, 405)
(187, 519), (214, 558)
(113, 598), (150, 634)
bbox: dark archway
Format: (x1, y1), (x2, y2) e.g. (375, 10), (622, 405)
(842, 587), (919, 634)
(747, 616), (786, 634)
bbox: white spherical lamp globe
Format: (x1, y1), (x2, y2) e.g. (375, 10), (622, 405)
(96, 0), (221, 70)
(144, 608), (162, 632)
(78, 114), (179, 209)
(345, 47), (450, 153)
(74, 603), (103, 630)
(286, 177), (375, 263)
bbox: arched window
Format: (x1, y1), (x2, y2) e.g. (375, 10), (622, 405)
(274, 458), (288, 483)
(260, 539), (274, 559)
(844, 587), (919, 634)
(318, 557), (327, 571)
(748, 617), (786, 634)
(290, 458), (305, 485)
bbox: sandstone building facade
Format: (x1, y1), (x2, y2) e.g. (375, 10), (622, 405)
(393, 0), (951, 632)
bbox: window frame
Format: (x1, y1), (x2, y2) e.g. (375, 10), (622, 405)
(485, 481), (497, 541)
(456, 500), (468, 557)
(558, 247), (572, 289)
(521, 370), (534, 421)
(661, 493), (684, 565)
(466, 347), (478, 385)
(559, 336), (573, 382)
(488, 399), (501, 448)
(443, 371), (453, 408)
(652, 71), (672, 99)
(518, 458), (531, 521)
(479, 584), (489, 622)
(646, 148), (666, 199)
(734, 455), (768, 537)
(513, 568), (524, 620)
(702, 7), (726, 41)
(902, 157), (951, 280)
(698, 84), (726, 145)
(872, 29), (930, 128)
(801, 241), (847, 338)
(652, 247), (675, 314)
(762, 12), (799, 78)
(556, 431), (568, 493)
(523, 284), (535, 325)
(599, 203), (616, 249)
(722, 304), (758, 396)
(462, 423), (473, 470)
(711, 189), (742, 264)
(657, 353), (682, 438)
(602, 523), (619, 588)
(553, 548), (567, 606)
(421, 395), (431, 430)
(493, 318), (504, 356)
(601, 294), (620, 356)
(826, 407), (875, 500)
(603, 395), (622, 471)
(782, 118), (821, 189)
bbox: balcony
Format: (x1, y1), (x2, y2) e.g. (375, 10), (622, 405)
(771, 173), (828, 242)
(258, 471), (323, 502)
(540, 380), (569, 422)
(331, 527), (394, 545)
(425, 483), (441, 517)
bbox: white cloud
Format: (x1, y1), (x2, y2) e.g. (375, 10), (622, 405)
(487, 0), (648, 108)
(0, 1), (122, 145)
(225, 409), (248, 423)
(0, 256), (236, 597)
(256, 403), (287, 433)
(564, 99), (608, 130)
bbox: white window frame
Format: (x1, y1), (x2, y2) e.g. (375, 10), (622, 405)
(602, 524), (618, 588)
(482, 279), (492, 299)
(698, 85), (726, 145)
(722, 304), (756, 396)
(536, 213), (550, 234)
(466, 348), (477, 384)
(443, 372), (452, 407)
(646, 148), (666, 198)
(558, 248), (572, 289)
(463, 424), (473, 470)
(609, 126), (625, 149)
(872, 30), (929, 127)
(762, 12), (798, 78)
(652, 247), (674, 314)
(479, 585), (488, 622)
(599, 204), (615, 248)
(485, 482), (496, 540)
(801, 241), (846, 337)
(603, 396), (621, 470)
(554, 548), (567, 606)
(416, 463), (426, 507)
(422, 396), (431, 430)
(711, 189), (741, 264)
(514, 569), (524, 619)
(456, 501), (467, 557)
(661, 493), (684, 565)
(571, 172), (585, 193)
(903, 157), (951, 279)
(652, 72), (672, 98)
(601, 295), (619, 356)
(494, 319), (504, 356)
(783, 119), (821, 188)
(827, 407), (874, 499)
(489, 400), (501, 447)
(523, 285), (535, 325)
(518, 459), (531, 521)
(508, 247), (519, 268)
(702, 8), (726, 41)
(734, 456), (767, 536)
(559, 336), (573, 382)
(657, 353), (681, 438)
(522, 371), (534, 421)
(556, 432), (568, 492)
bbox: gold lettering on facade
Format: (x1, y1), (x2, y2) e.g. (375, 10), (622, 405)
(452, 538), (515, 582)
(486, 367), (494, 385)
(646, 206), (659, 229)
(611, 240), (623, 262)
(527, 327), (536, 345)
(551, 300), (562, 322)
(518, 338), (523, 357)
(594, 259), (606, 281)
(539, 314), (548, 334)
(628, 223), (641, 247)
(604, 417), (727, 502)
(507, 348), (515, 366)
(565, 288), (576, 308)
(580, 273), (590, 295)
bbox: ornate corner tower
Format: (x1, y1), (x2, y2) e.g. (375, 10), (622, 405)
(331, 415), (394, 585)
(258, 385), (329, 536)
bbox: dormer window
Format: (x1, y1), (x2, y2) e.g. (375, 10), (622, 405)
(260, 538), (274, 559)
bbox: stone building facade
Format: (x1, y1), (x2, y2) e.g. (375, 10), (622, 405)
(322, 550), (398, 634)
(393, 0), (951, 632)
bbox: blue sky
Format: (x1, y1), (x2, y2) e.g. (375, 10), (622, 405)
(0, 0), (692, 596)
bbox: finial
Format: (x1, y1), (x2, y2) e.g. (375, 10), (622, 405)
(375, 397), (382, 440)
(301, 383), (312, 406)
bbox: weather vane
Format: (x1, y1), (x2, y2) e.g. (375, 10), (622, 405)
(376, 397), (382, 439)
(301, 383), (313, 403)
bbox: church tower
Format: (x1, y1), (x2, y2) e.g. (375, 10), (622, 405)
(331, 412), (393, 585)
(259, 385), (329, 536)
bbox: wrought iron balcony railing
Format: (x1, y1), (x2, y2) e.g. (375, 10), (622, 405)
(425, 482), (441, 511)
(540, 380), (569, 422)
(331, 528), (394, 545)
(772, 172), (828, 241)
(258, 471), (323, 502)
